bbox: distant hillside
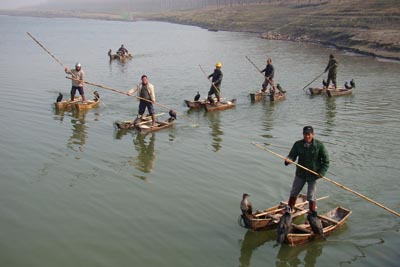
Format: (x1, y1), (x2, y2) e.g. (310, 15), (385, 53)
(2, 0), (399, 60)
(145, 0), (400, 60)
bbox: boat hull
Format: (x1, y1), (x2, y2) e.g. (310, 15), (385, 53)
(75, 99), (99, 110)
(243, 194), (309, 231)
(204, 99), (237, 111)
(285, 206), (352, 246)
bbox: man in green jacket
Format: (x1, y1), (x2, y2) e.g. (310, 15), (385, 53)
(284, 126), (329, 216)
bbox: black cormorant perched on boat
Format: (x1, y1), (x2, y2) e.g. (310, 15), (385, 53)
(350, 79), (355, 88)
(322, 79), (328, 87)
(194, 91), (200, 101)
(344, 82), (352, 89)
(240, 193), (253, 215)
(307, 212), (327, 240)
(93, 91), (100, 100)
(169, 110), (177, 120)
(276, 205), (292, 244)
(56, 93), (63, 102)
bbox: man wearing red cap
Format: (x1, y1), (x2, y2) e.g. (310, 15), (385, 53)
(284, 126), (329, 217)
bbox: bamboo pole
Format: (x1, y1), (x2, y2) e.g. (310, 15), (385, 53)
(66, 77), (197, 125)
(27, 32), (104, 106)
(245, 55), (264, 76)
(252, 142), (400, 217)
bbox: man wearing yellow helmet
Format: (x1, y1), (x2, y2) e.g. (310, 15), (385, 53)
(207, 62), (223, 103)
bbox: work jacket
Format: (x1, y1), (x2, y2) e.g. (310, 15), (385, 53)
(287, 138), (329, 181)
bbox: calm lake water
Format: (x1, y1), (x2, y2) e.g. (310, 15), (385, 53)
(0, 14), (399, 267)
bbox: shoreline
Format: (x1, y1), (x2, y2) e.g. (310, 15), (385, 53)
(1, 7), (399, 62)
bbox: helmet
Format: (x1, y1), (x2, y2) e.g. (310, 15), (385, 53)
(215, 62), (222, 68)
(75, 62), (81, 68)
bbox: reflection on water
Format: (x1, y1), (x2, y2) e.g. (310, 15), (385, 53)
(324, 97), (337, 134)
(275, 242), (323, 267)
(54, 108), (90, 152)
(205, 111), (223, 152)
(261, 100), (276, 138)
(239, 230), (275, 267)
(238, 228), (324, 267)
(131, 133), (156, 173)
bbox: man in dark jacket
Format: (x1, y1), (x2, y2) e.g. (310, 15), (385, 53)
(260, 58), (275, 93)
(284, 126), (329, 216)
(324, 54), (338, 89)
(208, 62), (223, 103)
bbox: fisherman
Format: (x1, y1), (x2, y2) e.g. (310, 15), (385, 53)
(127, 75), (156, 126)
(208, 62), (223, 103)
(117, 44), (129, 56)
(284, 126), (329, 217)
(65, 62), (85, 102)
(260, 58), (275, 93)
(324, 54), (338, 89)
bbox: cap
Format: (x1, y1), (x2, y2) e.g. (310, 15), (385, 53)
(303, 126), (314, 134)
(75, 62), (81, 68)
(243, 193), (250, 198)
(215, 62), (222, 68)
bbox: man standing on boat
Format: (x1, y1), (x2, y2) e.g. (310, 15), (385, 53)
(127, 75), (156, 126)
(65, 62), (85, 102)
(260, 58), (275, 93)
(284, 126), (329, 216)
(117, 44), (129, 56)
(208, 62), (223, 103)
(324, 54), (338, 89)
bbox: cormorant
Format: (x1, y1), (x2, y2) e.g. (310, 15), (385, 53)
(56, 93), (63, 103)
(240, 193), (253, 215)
(93, 91), (100, 100)
(276, 205), (292, 244)
(307, 212), (327, 240)
(350, 79), (355, 88)
(344, 82), (352, 89)
(322, 79), (328, 87)
(169, 109), (177, 120)
(194, 91), (200, 101)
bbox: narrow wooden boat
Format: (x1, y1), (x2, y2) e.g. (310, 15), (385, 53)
(75, 98), (100, 111)
(308, 87), (326, 95)
(136, 118), (175, 133)
(270, 92), (286, 102)
(54, 97), (80, 109)
(184, 99), (208, 109)
(241, 195), (329, 231)
(114, 113), (165, 130)
(309, 86), (344, 95)
(204, 99), (237, 112)
(108, 49), (132, 61)
(326, 88), (352, 97)
(285, 206), (352, 246)
(249, 91), (270, 102)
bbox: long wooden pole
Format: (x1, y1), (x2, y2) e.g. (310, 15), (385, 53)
(66, 77), (196, 124)
(199, 64), (221, 97)
(252, 142), (400, 217)
(245, 55), (264, 76)
(301, 64), (335, 91)
(27, 32), (103, 105)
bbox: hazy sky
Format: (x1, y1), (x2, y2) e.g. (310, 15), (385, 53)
(0, 0), (47, 9)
